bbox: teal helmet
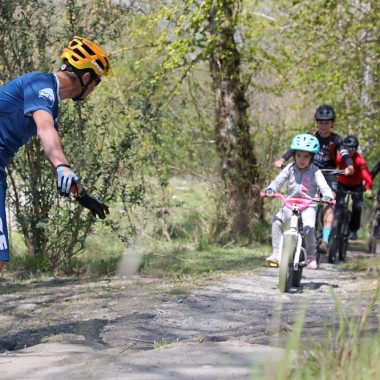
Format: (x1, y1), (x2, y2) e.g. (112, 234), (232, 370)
(290, 134), (320, 154)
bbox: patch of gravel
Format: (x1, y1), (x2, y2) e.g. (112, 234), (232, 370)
(0, 245), (378, 379)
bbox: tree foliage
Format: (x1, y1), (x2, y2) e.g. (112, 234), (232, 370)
(1, 0), (379, 272)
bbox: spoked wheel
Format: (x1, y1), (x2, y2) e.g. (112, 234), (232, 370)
(328, 229), (339, 263)
(339, 217), (350, 261)
(315, 205), (324, 257)
(328, 216), (341, 264)
(279, 234), (297, 293)
(339, 236), (349, 261)
(315, 250), (321, 265)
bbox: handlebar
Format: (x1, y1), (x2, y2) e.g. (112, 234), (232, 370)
(320, 169), (346, 176)
(260, 192), (335, 211)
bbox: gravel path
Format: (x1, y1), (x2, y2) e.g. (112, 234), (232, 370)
(0, 242), (378, 379)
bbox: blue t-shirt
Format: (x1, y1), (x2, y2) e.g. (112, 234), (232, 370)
(0, 72), (60, 166)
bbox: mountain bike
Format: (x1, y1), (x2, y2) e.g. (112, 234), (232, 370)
(260, 192), (327, 293)
(368, 206), (380, 255)
(316, 169), (345, 263)
(328, 189), (362, 263)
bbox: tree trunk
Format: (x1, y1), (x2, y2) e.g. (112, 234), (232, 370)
(208, 1), (262, 239)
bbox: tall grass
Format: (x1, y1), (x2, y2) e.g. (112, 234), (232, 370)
(265, 284), (380, 380)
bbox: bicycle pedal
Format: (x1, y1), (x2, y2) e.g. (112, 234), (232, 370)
(267, 261), (279, 268)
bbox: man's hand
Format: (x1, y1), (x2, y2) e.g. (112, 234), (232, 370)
(344, 165), (354, 175)
(76, 190), (110, 219)
(56, 164), (79, 197)
(273, 158), (285, 169)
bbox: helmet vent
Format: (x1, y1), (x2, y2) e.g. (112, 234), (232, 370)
(73, 48), (86, 59)
(82, 44), (96, 57)
(96, 59), (105, 70)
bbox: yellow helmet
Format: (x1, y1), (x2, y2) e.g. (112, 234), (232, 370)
(61, 36), (112, 77)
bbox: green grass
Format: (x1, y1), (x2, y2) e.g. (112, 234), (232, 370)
(139, 241), (269, 278)
(263, 285), (380, 380)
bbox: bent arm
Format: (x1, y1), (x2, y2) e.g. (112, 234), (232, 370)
(360, 160), (373, 190)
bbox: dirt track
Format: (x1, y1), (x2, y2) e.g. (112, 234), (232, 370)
(0, 241), (378, 379)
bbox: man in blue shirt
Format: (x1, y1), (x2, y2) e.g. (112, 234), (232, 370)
(0, 36), (112, 272)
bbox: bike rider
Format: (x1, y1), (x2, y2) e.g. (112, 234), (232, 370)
(336, 135), (373, 240)
(265, 134), (334, 269)
(273, 105), (354, 253)
(0, 36), (111, 273)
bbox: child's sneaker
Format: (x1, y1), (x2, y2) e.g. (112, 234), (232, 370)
(307, 255), (318, 269)
(266, 253), (279, 267)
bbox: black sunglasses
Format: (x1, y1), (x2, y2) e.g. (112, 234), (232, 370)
(94, 76), (102, 86)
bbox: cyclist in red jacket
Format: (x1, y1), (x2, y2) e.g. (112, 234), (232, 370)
(336, 135), (373, 240)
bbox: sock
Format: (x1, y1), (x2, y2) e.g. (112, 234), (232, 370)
(322, 227), (331, 242)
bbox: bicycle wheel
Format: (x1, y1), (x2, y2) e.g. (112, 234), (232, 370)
(328, 217), (341, 264)
(315, 205), (324, 256)
(315, 249), (321, 265)
(339, 213), (350, 261)
(279, 234), (296, 293)
(369, 210), (380, 254)
(292, 252), (304, 288)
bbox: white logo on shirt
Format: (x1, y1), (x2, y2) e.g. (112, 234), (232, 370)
(38, 88), (55, 105)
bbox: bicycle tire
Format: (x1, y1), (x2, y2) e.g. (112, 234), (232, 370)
(328, 217), (340, 264)
(315, 205), (324, 253)
(315, 250), (321, 265)
(292, 252), (304, 288)
(279, 234), (296, 293)
(369, 236), (377, 254)
(339, 212), (350, 261)
(369, 210), (380, 254)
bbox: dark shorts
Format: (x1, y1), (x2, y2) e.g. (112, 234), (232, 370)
(322, 173), (338, 193)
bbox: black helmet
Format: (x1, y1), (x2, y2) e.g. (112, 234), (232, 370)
(315, 105), (336, 121)
(344, 135), (359, 149)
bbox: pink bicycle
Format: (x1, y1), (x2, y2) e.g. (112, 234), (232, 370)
(260, 192), (331, 292)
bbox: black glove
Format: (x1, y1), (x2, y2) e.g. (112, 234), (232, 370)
(77, 190), (110, 219)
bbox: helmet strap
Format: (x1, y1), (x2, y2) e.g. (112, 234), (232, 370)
(72, 72), (88, 102)
(60, 62), (91, 101)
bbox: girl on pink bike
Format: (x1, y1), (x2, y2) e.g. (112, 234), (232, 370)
(265, 134), (334, 269)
